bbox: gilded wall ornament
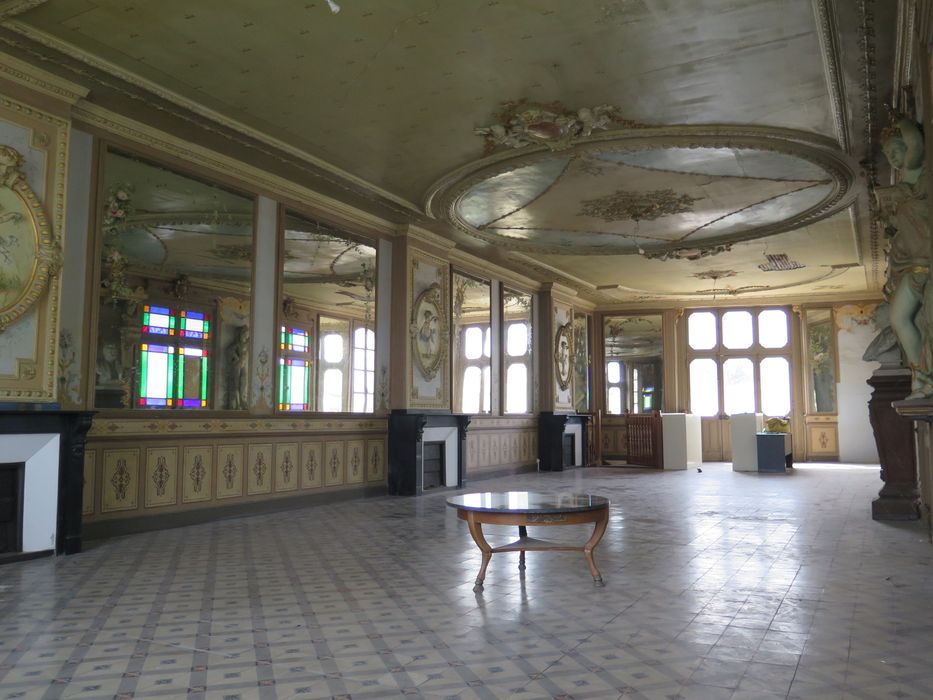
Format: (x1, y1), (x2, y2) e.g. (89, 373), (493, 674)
(554, 322), (573, 392)
(410, 283), (448, 382)
(0, 145), (61, 330)
(579, 188), (697, 222)
(475, 100), (645, 153)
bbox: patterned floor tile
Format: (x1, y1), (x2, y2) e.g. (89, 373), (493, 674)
(3, 464), (933, 700)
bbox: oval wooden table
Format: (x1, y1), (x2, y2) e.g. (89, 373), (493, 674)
(446, 491), (610, 591)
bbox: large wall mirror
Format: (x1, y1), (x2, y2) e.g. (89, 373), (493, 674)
(603, 315), (663, 414)
(452, 272), (491, 414)
(805, 308), (837, 414)
(95, 149), (254, 410)
(279, 211), (376, 413)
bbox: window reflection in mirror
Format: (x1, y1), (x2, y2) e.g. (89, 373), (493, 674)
(95, 149), (254, 410)
(603, 315), (663, 415)
(452, 273), (491, 414)
(503, 289), (533, 414)
(280, 211), (376, 413)
(806, 308), (837, 413)
(572, 312), (591, 413)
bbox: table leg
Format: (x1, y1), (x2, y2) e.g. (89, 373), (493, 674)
(583, 507), (609, 585)
(466, 511), (493, 591)
(518, 525), (527, 570)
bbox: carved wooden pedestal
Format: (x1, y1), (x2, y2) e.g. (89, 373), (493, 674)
(868, 371), (919, 521)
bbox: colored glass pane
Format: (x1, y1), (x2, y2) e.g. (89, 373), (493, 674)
(278, 358), (310, 411)
(142, 305), (175, 336)
(177, 347), (207, 408)
(179, 310), (209, 339)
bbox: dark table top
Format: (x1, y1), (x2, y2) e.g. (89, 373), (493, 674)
(446, 491), (609, 514)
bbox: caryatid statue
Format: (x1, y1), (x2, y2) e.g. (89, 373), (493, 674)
(877, 113), (933, 398)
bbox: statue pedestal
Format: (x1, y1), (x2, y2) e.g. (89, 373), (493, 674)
(868, 370), (919, 521)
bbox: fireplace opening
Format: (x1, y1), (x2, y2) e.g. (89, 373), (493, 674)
(0, 462), (25, 555)
(422, 441), (445, 490)
(562, 434), (575, 469)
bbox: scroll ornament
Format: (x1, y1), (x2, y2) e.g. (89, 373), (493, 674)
(0, 145), (61, 330)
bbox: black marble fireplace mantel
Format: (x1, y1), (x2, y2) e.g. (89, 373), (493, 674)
(387, 410), (470, 496)
(0, 409), (94, 556)
(538, 412), (590, 471)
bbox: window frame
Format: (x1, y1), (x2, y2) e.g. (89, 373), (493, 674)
(685, 306), (793, 418)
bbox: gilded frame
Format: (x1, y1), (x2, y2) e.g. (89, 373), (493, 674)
(0, 145), (60, 330)
(410, 282), (447, 381)
(555, 321), (573, 391)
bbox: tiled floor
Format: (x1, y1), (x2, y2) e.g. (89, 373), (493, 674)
(2, 463), (932, 700)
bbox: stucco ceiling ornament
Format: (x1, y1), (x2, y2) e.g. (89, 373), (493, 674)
(474, 99), (645, 154)
(642, 243), (733, 262)
(579, 188), (697, 222)
(692, 269), (737, 280)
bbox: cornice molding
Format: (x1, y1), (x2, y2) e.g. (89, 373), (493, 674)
(3, 21), (421, 216)
(0, 0), (46, 22)
(448, 247), (541, 292)
(0, 50), (87, 105)
(506, 252), (613, 305)
(396, 223), (456, 251)
(72, 102), (399, 239)
(893, 0), (916, 106)
(811, 0), (852, 153)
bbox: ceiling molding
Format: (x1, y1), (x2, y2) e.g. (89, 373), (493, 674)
(595, 264), (859, 300)
(892, 0), (916, 105)
(71, 102), (399, 241)
(811, 0), (852, 153)
(447, 248), (541, 293)
(426, 125), (860, 257)
(0, 0), (45, 22)
(0, 49), (86, 105)
(1, 21), (422, 216)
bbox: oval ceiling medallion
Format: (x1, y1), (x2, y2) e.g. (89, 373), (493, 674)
(424, 126), (859, 256)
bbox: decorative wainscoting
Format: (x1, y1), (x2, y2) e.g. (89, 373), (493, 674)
(83, 415), (387, 534)
(804, 414), (839, 460)
(465, 416), (537, 479)
(601, 415), (628, 460)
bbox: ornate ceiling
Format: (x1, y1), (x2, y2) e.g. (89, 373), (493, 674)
(3, 0), (897, 306)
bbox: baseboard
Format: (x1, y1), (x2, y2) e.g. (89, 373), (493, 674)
(83, 484), (387, 542)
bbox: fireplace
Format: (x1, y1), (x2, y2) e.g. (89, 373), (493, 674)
(422, 441), (444, 490)
(388, 411), (470, 495)
(0, 462), (25, 555)
(0, 411), (94, 558)
(538, 412), (589, 471)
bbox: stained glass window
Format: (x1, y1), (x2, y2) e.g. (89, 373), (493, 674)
(280, 326), (310, 353)
(142, 305), (175, 336)
(278, 358), (310, 411)
(139, 344), (175, 407)
(139, 307), (210, 409)
(177, 347), (209, 408)
(278, 325), (312, 412)
(179, 310), (210, 339)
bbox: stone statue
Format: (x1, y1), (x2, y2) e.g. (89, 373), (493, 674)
(877, 113), (932, 398)
(863, 301), (903, 368)
(227, 325), (249, 410)
(96, 340), (124, 387)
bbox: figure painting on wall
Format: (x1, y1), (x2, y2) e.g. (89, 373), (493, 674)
(877, 109), (932, 398)
(410, 283), (446, 382)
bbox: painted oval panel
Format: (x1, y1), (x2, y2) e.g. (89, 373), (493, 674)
(0, 184), (38, 312)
